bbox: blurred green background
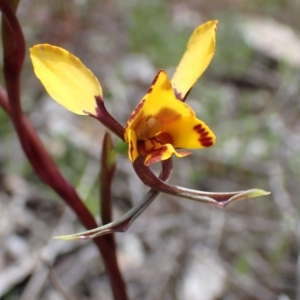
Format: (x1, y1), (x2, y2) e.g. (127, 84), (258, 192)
(1, 0), (300, 299)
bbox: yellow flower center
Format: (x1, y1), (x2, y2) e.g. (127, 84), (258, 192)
(135, 116), (164, 140)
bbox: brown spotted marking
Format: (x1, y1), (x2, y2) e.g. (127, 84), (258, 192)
(145, 145), (168, 166)
(127, 99), (145, 123)
(143, 138), (156, 152)
(193, 123), (206, 134)
(199, 135), (213, 147)
(146, 71), (161, 94)
(127, 73), (159, 125)
(129, 140), (135, 161)
(173, 88), (183, 101)
(201, 131), (210, 137)
(147, 86), (153, 94)
(156, 107), (181, 124)
(127, 72), (162, 125)
(193, 123), (214, 147)
(199, 137), (214, 147)
(152, 71), (161, 84)
(136, 140), (148, 158)
(154, 132), (174, 145)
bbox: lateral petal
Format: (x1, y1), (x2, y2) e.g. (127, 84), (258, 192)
(163, 116), (216, 149)
(30, 44), (102, 115)
(171, 20), (217, 100)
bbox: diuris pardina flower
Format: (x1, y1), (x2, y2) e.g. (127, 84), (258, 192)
(28, 20), (270, 241)
(30, 20), (217, 165)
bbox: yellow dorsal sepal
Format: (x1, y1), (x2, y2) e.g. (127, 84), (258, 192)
(171, 20), (218, 100)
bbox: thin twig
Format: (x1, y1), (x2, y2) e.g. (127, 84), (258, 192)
(42, 258), (76, 300)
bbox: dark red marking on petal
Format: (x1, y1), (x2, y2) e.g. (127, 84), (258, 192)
(193, 124), (206, 134)
(129, 140), (135, 160)
(199, 137), (214, 147)
(193, 124), (202, 131)
(128, 99), (145, 123)
(137, 140), (149, 158)
(201, 131), (210, 137)
(193, 123), (214, 147)
(143, 70), (161, 97)
(145, 145), (168, 166)
(128, 72), (160, 125)
(154, 132), (174, 145)
(173, 88), (183, 101)
(198, 128), (206, 134)
(155, 107), (181, 124)
(151, 71), (161, 86)
(144, 139), (156, 152)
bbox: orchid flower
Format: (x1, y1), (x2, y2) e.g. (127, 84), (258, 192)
(29, 20), (269, 240)
(30, 20), (217, 165)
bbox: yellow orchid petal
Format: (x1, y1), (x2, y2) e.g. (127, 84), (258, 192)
(171, 20), (217, 100)
(144, 144), (191, 166)
(127, 128), (139, 162)
(125, 70), (195, 140)
(30, 44), (102, 115)
(124, 69), (215, 164)
(163, 116), (216, 149)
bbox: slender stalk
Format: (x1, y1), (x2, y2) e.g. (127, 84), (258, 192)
(100, 132), (117, 255)
(89, 96), (125, 140)
(100, 132), (116, 225)
(133, 157), (269, 207)
(55, 159), (174, 240)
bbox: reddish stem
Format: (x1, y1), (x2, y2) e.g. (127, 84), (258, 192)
(100, 132), (117, 253)
(61, 158), (174, 239)
(0, 1), (128, 299)
(133, 156), (248, 206)
(88, 96), (125, 140)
